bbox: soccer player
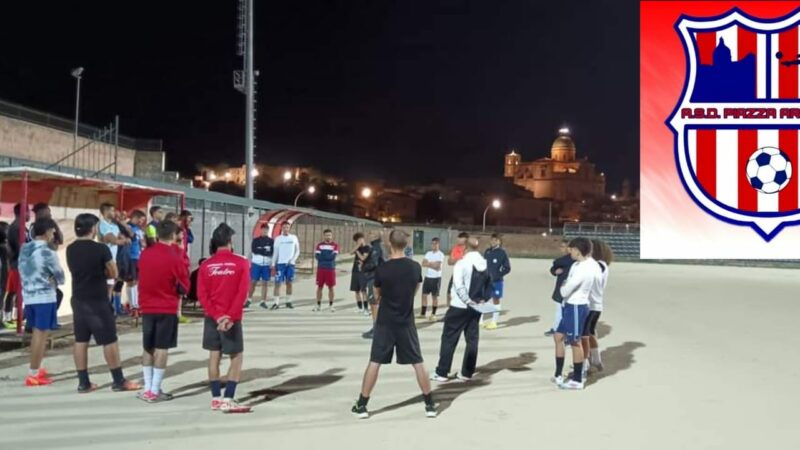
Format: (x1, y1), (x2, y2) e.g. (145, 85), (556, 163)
(0, 222), (9, 325)
(420, 237), (444, 321)
(127, 210), (148, 314)
(145, 205), (164, 247)
(314, 229), (339, 312)
(271, 223), (300, 310)
(248, 223), (274, 309)
(349, 233), (371, 315)
(552, 237), (600, 390)
(582, 239), (613, 375)
(361, 229), (384, 339)
(19, 218), (65, 386)
(99, 203), (129, 316)
(137, 221), (190, 402)
(3, 203), (30, 329)
(67, 213), (141, 393)
(198, 223), (251, 413)
(546, 239), (573, 336)
(446, 232), (469, 307)
(431, 237), (485, 383)
(481, 233), (511, 330)
(351, 230), (436, 419)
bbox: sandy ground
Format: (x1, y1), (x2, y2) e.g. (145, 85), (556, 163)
(0, 258), (798, 449)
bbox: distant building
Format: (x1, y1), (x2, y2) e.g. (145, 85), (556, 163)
(504, 129), (605, 201)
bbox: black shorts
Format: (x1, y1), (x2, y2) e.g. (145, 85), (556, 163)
(370, 324), (423, 365)
(350, 271), (367, 293)
(142, 313), (179, 350)
(364, 275), (378, 305)
(582, 311), (601, 337)
(202, 316), (244, 354)
(422, 277), (441, 296)
(72, 300), (118, 346)
(125, 260), (139, 282)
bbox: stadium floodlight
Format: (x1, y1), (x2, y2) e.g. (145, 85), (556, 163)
(294, 185), (316, 207)
(483, 198), (502, 231)
(559, 127), (570, 134)
(283, 170), (292, 182)
(71, 67), (84, 155)
(71, 67), (84, 78)
(361, 187), (372, 199)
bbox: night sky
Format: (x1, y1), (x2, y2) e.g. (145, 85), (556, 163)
(1, 0), (639, 189)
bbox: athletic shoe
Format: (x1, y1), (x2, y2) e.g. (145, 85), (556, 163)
(211, 398), (224, 411)
(592, 361), (604, 372)
(428, 314), (437, 322)
(550, 375), (564, 385)
(178, 316), (190, 324)
(112, 379), (142, 392)
(362, 309), (371, 317)
(544, 329), (555, 337)
(351, 403), (369, 419)
(430, 373), (449, 383)
(142, 391), (174, 403)
(244, 300), (252, 309)
(25, 374), (53, 387)
(78, 383), (98, 394)
(456, 373), (472, 382)
(361, 329), (374, 339)
(559, 380), (585, 390)
(2, 320), (16, 329)
(425, 403), (437, 418)
(285, 302), (294, 309)
(329, 306), (336, 313)
(484, 321), (498, 330)
(269, 303), (279, 310)
(312, 305), (322, 312)
(220, 399), (252, 413)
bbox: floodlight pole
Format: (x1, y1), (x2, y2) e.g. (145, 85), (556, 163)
(244, 0), (255, 200)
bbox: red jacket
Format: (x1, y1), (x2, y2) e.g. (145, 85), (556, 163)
(139, 242), (190, 315)
(198, 248), (251, 322)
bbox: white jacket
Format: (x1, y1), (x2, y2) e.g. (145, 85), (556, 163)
(560, 256), (601, 306)
(272, 234), (300, 266)
(450, 251), (488, 309)
(588, 260), (608, 311)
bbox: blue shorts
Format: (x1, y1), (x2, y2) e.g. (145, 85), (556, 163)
(250, 264), (271, 282)
(24, 303), (58, 331)
(556, 303), (589, 345)
(274, 264), (295, 284)
(492, 280), (504, 299)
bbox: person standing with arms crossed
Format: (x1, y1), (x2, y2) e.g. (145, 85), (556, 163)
(481, 233), (511, 330)
(546, 240), (573, 337)
(271, 223), (300, 310)
(313, 229), (339, 312)
(198, 223), (252, 413)
(420, 237), (444, 322)
(248, 223), (274, 309)
(349, 233), (371, 315)
(351, 230), (436, 419)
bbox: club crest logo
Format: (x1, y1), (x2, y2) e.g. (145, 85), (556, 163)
(668, 8), (800, 241)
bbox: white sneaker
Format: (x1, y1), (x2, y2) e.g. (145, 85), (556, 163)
(312, 305), (321, 312)
(456, 373), (472, 382)
(551, 375), (565, 385)
(593, 361), (604, 372)
(559, 379), (585, 390)
(430, 373), (449, 383)
(329, 306), (336, 313)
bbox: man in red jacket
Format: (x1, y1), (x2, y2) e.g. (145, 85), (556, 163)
(198, 223), (251, 413)
(137, 221), (190, 403)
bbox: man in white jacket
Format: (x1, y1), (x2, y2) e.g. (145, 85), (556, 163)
(271, 223), (301, 309)
(553, 237), (600, 390)
(430, 237), (485, 382)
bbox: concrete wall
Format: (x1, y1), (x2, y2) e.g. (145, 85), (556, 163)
(134, 151), (165, 179)
(0, 115), (136, 175)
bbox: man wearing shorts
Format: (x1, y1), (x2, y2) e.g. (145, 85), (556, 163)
(271, 223), (300, 310)
(420, 237), (444, 321)
(349, 233), (371, 315)
(481, 233), (511, 330)
(19, 218), (64, 386)
(361, 229), (384, 339)
(198, 223), (251, 413)
(248, 223), (274, 309)
(127, 210), (147, 313)
(547, 240), (574, 336)
(446, 232), (469, 307)
(99, 203), (129, 316)
(3, 203), (30, 329)
(552, 237), (599, 390)
(313, 229), (339, 312)
(138, 221), (190, 402)
(351, 230), (436, 419)
(67, 213), (141, 393)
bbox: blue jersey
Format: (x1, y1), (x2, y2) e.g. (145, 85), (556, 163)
(129, 223), (144, 260)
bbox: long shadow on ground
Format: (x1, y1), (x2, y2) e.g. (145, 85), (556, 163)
(498, 315), (539, 329)
(585, 341), (644, 387)
(170, 363), (298, 399)
(371, 352), (537, 417)
(239, 368), (346, 407)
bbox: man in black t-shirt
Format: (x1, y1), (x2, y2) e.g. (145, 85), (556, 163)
(66, 213), (141, 394)
(351, 230), (437, 420)
(349, 232), (372, 315)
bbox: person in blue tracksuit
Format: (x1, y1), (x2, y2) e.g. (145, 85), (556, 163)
(481, 233), (511, 330)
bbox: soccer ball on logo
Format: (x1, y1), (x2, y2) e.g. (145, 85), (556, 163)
(746, 147), (792, 194)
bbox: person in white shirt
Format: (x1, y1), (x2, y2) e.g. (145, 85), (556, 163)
(420, 237), (445, 321)
(552, 237), (600, 390)
(430, 237), (486, 382)
(581, 239), (613, 375)
(271, 223), (300, 309)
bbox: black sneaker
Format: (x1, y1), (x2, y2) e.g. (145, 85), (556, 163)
(544, 329), (555, 336)
(361, 329), (374, 339)
(269, 303), (279, 310)
(425, 403), (437, 418)
(351, 403), (369, 419)
(244, 300), (252, 309)
(286, 302), (294, 309)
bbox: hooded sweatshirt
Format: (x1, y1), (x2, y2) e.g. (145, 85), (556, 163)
(19, 240), (65, 305)
(449, 250), (488, 309)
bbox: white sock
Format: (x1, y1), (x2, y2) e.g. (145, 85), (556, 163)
(492, 303), (501, 323)
(591, 348), (601, 364)
(151, 368), (165, 395)
(274, 296), (281, 306)
(286, 295), (293, 304)
(583, 359), (589, 372)
(143, 365), (154, 392)
(130, 286), (139, 309)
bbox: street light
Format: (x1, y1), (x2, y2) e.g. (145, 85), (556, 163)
(71, 67), (84, 156)
(283, 170), (292, 182)
(482, 199), (501, 232)
(251, 168), (259, 177)
(361, 187), (372, 199)
(294, 185), (316, 207)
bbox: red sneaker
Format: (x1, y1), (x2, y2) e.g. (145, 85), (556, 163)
(25, 373), (53, 387)
(220, 399), (252, 413)
(211, 398), (224, 411)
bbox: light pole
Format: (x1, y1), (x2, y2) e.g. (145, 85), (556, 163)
(482, 199), (501, 232)
(294, 185), (316, 207)
(71, 67), (84, 160)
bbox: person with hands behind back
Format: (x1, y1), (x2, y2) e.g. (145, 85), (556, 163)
(198, 223), (251, 413)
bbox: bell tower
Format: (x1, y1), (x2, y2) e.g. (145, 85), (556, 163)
(504, 150), (521, 177)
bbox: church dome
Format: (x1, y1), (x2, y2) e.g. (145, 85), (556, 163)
(551, 128), (577, 162)
(551, 135), (576, 152)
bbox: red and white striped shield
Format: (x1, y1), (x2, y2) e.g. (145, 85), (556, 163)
(669, 8), (800, 241)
